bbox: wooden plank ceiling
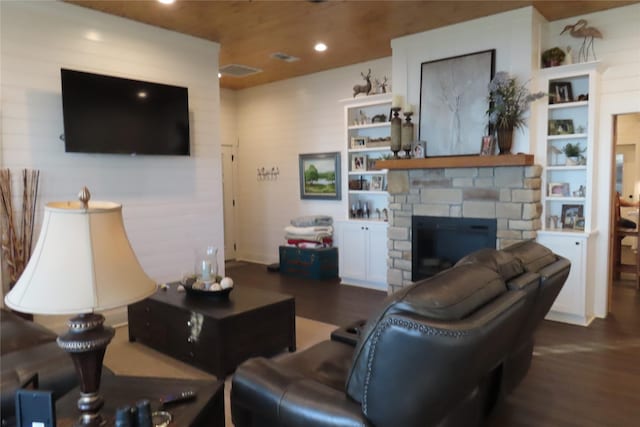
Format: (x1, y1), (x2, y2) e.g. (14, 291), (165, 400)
(65, 0), (637, 90)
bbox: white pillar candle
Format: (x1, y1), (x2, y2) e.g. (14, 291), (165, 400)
(404, 104), (413, 114)
(201, 260), (211, 280)
(392, 95), (403, 108)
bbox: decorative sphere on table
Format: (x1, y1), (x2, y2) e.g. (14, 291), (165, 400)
(209, 282), (222, 291)
(220, 277), (234, 289)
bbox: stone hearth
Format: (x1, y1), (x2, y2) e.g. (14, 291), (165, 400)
(386, 164), (542, 293)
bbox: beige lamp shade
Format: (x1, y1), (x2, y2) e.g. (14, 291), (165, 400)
(4, 200), (157, 315)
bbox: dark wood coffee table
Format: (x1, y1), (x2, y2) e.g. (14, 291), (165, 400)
(56, 375), (224, 427)
(128, 285), (296, 378)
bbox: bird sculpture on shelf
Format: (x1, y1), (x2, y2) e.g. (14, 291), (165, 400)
(561, 19), (602, 62)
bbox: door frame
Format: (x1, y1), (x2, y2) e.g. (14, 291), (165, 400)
(221, 144), (238, 261)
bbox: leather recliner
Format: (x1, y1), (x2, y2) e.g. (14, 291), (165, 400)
(1, 309), (78, 425)
(230, 240), (570, 427)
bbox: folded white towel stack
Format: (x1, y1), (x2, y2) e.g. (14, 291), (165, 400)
(284, 216), (334, 248)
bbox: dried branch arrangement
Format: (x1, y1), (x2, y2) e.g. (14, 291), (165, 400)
(0, 169), (40, 285)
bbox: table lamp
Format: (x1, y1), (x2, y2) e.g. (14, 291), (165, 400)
(4, 188), (157, 426)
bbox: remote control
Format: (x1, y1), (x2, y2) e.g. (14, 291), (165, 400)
(160, 390), (197, 406)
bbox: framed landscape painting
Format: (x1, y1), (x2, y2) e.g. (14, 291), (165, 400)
(419, 49), (495, 157)
(299, 152), (341, 200)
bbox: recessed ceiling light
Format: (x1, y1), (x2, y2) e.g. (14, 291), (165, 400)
(314, 42), (327, 52)
(158, 0), (175, 5)
(84, 31), (102, 42)
(137, 91), (147, 98)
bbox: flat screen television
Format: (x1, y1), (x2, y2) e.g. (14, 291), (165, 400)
(61, 69), (190, 155)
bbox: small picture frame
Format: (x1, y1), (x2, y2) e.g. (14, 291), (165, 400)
(352, 154), (366, 171)
(548, 119), (574, 136)
(412, 140), (427, 158)
(549, 81), (573, 104)
(561, 204), (583, 229)
(371, 175), (384, 191)
(548, 182), (570, 197)
(348, 178), (363, 190)
(350, 136), (368, 149)
(479, 135), (495, 156)
(573, 217), (585, 230)
(366, 156), (378, 170)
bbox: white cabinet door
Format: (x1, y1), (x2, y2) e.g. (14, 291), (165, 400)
(366, 223), (388, 285)
(336, 221), (388, 289)
(537, 232), (591, 325)
(338, 222), (368, 281)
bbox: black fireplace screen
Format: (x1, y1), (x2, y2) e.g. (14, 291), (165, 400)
(412, 216), (497, 282)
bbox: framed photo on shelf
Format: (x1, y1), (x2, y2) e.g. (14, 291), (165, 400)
(561, 204), (583, 229)
(350, 136), (368, 149)
(348, 178), (363, 190)
(548, 182), (570, 197)
(549, 81), (573, 104)
(352, 154), (366, 171)
(479, 135), (495, 156)
(298, 152), (341, 200)
(366, 156), (378, 170)
(573, 217), (585, 230)
(412, 140), (427, 158)
(548, 119), (574, 135)
(371, 175), (384, 191)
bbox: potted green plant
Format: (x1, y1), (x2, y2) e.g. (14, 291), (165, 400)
(542, 47), (566, 68)
(486, 72), (546, 154)
(562, 142), (585, 165)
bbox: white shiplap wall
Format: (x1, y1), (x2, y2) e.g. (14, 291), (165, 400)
(1, 2), (224, 323)
(547, 4), (640, 317)
(233, 58), (391, 264)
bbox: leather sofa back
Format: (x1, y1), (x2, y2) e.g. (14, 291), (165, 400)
(345, 264), (525, 427)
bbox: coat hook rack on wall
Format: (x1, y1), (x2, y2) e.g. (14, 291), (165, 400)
(257, 166), (279, 181)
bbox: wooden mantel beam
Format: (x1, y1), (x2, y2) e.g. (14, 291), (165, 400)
(375, 154), (534, 170)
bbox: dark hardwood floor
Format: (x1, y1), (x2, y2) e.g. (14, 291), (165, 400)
(226, 261), (387, 326)
(226, 261), (640, 426)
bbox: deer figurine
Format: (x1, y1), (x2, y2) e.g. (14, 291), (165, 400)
(353, 69), (372, 98)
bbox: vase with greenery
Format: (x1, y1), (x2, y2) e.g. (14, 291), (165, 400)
(562, 142), (585, 165)
(487, 72), (546, 154)
(541, 47), (566, 68)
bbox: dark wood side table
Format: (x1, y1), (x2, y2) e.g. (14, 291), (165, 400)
(55, 375), (224, 427)
(128, 285), (296, 378)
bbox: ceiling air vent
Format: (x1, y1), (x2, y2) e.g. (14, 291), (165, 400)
(219, 64), (263, 78)
(271, 52), (300, 63)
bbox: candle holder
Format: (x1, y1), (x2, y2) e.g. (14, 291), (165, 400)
(197, 246), (219, 283)
(390, 107), (402, 158)
(401, 112), (414, 158)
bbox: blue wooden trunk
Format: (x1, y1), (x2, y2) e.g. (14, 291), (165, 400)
(279, 246), (338, 280)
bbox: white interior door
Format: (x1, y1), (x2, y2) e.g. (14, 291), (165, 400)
(222, 145), (237, 260)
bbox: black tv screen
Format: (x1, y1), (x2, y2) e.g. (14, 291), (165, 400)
(61, 69), (190, 155)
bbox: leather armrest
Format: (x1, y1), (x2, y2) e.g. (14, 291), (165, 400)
(330, 320), (366, 346)
(279, 379), (369, 427)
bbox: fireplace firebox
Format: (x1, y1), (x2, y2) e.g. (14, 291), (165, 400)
(412, 216), (497, 282)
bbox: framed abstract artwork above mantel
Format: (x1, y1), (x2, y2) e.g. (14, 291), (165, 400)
(419, 49), (495, 157)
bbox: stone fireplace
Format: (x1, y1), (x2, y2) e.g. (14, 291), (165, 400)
(386, 164), (542, 293)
